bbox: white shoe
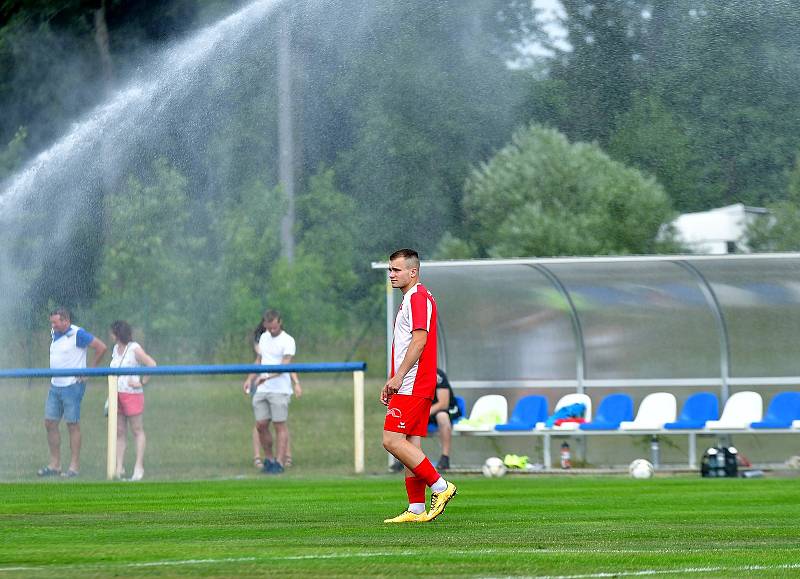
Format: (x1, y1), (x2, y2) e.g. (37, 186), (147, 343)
(131, 467), (144, 481)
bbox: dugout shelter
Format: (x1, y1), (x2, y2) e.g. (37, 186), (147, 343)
(372, 253), (800, 469)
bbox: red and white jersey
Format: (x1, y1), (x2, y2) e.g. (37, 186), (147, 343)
(392, 283), (438, 399)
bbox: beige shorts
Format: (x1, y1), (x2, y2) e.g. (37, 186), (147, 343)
(252, 392), (291, 423)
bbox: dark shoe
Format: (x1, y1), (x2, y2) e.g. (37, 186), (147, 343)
(37, 466), (61, 477)
(262, 460), (276, 474)
(271, 462), (284, 474)
(436, 455), (450, 471)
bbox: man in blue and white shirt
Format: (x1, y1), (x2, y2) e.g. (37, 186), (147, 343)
(39, 307), (107, 478)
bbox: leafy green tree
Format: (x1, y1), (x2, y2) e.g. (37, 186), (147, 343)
(263, 167), (364, 353)
(608, 94), (701, 212)
(0, 126), (26, 181)
(747, 152), (800, 252)
(530, 0), (647, 146)
(667, 1), (800, 207)
(522, 0), (800, 211)
(449, 124), (675, 258)
(93, 158), (204, 354)
(296, 0), (528, 257)
(207, 177), (284, 361)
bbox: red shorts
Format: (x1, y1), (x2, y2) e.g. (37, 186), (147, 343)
(118, 392), (145, 417)
(384, 394), (432, 437)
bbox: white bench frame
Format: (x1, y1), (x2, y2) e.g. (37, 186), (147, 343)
(455, 428), (800, 470)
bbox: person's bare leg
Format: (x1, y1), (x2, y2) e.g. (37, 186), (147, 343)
(436, 413), (452, 456)
(384, 432), (455, 522)
(116, 415), (128, 477)
(45, 419), (61, 470)
(129, 414), (146, 480)
(256, 420), (273, 462)
(252, 426), (262, 463)
(274, 422), (289, 465)
(66, 422), (81, 472)
(382, 431), (427, 471)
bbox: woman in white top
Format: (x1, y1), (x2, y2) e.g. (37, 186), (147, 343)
(110, 320), (156, 481)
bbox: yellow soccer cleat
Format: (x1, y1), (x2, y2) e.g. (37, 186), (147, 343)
(424, 482), (457, 522)
(383, 510), (428, 523)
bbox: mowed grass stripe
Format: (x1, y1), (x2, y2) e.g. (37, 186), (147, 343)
(1, 476), (798, 577)
(3, 558), (800, 577)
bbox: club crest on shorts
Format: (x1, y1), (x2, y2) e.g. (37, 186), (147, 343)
(386, 407), (402, 418)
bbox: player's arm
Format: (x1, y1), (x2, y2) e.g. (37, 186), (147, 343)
(381, 329), (427, 405)
(275, 354), (302, 397)
(129, 347), (157, 388)
(244, 354), (261, 394)
(88, 337), (107, 367)
(281, 355), (302, 398)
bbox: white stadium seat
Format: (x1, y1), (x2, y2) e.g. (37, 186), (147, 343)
(618, 392), (677, 431)
(705, 391), (763, 430)
(453, 394), (508, 432)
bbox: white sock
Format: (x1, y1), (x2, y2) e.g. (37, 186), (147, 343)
(408, 503), (426, 514)
(430, 478), (447, 493)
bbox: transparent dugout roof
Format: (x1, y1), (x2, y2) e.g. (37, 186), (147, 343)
(374, 254), (800, 387)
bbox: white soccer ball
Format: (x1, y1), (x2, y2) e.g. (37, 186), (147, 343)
(629, 458), (654, 479)
(482, 456), (507, 478)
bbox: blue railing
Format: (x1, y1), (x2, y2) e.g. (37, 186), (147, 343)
(0, 362), (367, 380)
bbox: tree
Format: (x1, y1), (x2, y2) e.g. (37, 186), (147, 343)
(93, 158), (204, 355)
(294, 0), (528, 257)
(0, 126), (26, 181)
(607, 94), (701, 212)
(521, 0), (800, 211)
(264, 167), (362, 352)
(530, 0), (649, 146)
(207, 177), (284, 360)
(747, 152), (800, 252)
(446, 124), (675, 258)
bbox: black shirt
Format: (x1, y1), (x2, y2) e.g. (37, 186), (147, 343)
(432, 369), (462, 420)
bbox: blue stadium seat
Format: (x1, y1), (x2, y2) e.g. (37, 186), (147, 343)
(579, 393), (633, 430)
(663, 392), (719, 430)
(428, 396), (467, 433)
(751, 392), (800, 429)
(495, 395), (548, 431)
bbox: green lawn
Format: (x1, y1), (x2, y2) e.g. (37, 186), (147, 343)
(0, 476), (799, 577)
(0, 375), (391, 481)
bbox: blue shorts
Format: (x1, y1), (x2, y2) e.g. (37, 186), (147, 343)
(45, 382), (86, 423)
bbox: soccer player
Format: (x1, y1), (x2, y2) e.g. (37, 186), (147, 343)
(381, 249), (457, 523)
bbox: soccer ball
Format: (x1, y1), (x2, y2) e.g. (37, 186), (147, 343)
(629, 458), (654, 479)
(482, 456), (507, 478)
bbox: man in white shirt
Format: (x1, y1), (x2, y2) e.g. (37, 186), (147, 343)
(243, 310), (301, 474)
(40, 307), (107, 478)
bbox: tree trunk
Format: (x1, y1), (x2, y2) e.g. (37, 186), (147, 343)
(278, 8), (295, 263)
(93, 0), (113, 85)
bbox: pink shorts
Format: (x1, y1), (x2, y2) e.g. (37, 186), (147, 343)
(118, 392), (145, 417)
(384, 394), (432, 437)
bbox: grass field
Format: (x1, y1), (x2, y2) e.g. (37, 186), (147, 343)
(1, 475), (799, 577)
(0, 375), (391, 480)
